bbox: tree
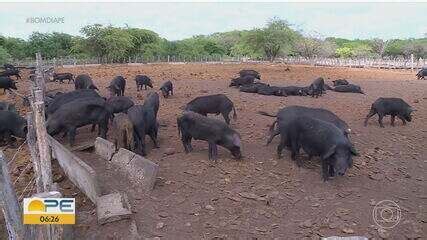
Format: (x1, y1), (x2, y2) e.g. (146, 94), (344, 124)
(27, 32), (73, 58)
(402, 41), (427, 59)
(125, 28), (159, 58)
(336, 47), (354, 58)
(80, 24), (106, 58)
(319, 40), (337, 57)
(294, 37), (322, 58)
(2, 37), (28, 59)
(101, 27), (133, 61)
(0, 46), (11, 64)
(370, 38), (388, 57)
(80, 24), (134, 61)
(246, 18), (299, 61)
(353, 44), (373, 58)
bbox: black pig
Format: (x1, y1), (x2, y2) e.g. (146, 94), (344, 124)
(177, 111), (242, 161)
(159, 81), (173, 98)
(0, 77), (17, 93)
(74, 74), (98, 90)
(135, 75), (153, 91)
(185, 94), (237, 124)
(285, 116), (356, 181)
(333, 84), (364, 94)
(107, 76), (126, 97)
(364, 97), (415, 127)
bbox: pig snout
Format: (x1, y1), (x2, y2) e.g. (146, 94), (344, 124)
(231, 148), (242, 159)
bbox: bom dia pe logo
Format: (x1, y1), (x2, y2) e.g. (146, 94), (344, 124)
(23, 198), (75, 224)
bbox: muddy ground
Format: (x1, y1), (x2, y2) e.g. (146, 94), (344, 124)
(1, 63), (426, 239)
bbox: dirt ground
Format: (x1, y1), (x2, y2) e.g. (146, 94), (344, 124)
(1, 63), (426, 239)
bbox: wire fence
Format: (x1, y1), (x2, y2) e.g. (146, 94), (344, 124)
(11, 55), (426, 71)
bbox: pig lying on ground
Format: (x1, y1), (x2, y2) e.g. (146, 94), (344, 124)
(333, 84), (364, 94)
(177, 111), (242, 161)
(284, 116), (356, 181)
(239, 69), (261, 80)
(111, 113), (134, 151)
(332, 79), (349, 86)
(239, 83), (269, 93)
(257, 85), (286, 96)
(185, 94), (237, 124)
(364, 97), (415, 127)
(323, 84), (333, 91)
(279, 86), (306, 96)
(229, 75), (256, 87)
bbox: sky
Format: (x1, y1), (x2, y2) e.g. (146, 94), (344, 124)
(0, 2), (425, 41)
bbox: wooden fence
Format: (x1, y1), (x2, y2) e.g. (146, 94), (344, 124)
(0, 53), (62, 240)
(11, 54), (426, 71)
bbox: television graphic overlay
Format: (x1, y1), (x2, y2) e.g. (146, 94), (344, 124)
(23, 198), (75, 224)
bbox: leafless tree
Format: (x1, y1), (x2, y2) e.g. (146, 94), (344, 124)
(371, 38), (388, 57)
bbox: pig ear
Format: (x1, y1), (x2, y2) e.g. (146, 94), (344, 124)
(232, 133), (241, 147)
(322, 145), (336, 160)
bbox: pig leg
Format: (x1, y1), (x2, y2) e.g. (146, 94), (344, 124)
(321, 160), (329, 181)
(181, 134), (192, 153)
(364, 109), (376, 126)
(67, 128), (77, 146)
(266, 130), (279, 145)
(91, 124), (96, 132)
(221, 111), (231, 125)
(390, 115), (396, 126)
(148, 130), (159, 148)
(277, 135), (286, 158)
(133, 128), (146, 156)
(397, 115), (406, 125)
(186, 137), (193, 152)
(171, 88), (173, 95)
(328, 164), (335, 177)
(99, 120), (108, 139)
(140, 136), (147, 156)
(290, 139), (300, 164)
(208, 142), (218, 162)
(377, 113), (385, 128)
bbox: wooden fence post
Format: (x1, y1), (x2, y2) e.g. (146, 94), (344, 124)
(0, 151), (25, 240)
(26, 112), (43, 193)
(32, 90), (52, 192)
(35, 53), (46, 96)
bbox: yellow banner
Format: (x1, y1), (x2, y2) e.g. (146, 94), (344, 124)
(23, 214), (75, 225)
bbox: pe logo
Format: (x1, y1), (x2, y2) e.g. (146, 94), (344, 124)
(23, 198), (75, 224)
